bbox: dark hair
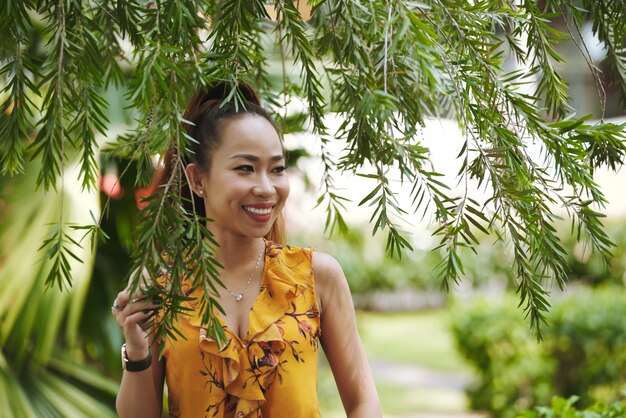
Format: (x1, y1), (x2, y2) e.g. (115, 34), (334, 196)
(146, 82), (285, 243)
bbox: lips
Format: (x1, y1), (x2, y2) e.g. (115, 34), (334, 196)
(242, 203), (275, 221)
(243, 206), (272, 216)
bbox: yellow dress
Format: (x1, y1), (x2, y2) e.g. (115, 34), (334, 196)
(162, 242), (322, 418)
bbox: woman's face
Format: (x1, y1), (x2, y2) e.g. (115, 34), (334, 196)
(198, 115), (289, 239)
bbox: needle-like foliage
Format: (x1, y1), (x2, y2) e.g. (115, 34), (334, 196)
(2, 0), (626, 342)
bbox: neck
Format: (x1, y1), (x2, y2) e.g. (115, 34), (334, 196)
(210, 233), (265, 272)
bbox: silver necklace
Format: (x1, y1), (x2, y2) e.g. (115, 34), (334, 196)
(225, 240), (265, 302)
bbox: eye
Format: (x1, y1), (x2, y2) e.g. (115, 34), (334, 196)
(272, 165), (286, 174)
(235, 165), (254, 172)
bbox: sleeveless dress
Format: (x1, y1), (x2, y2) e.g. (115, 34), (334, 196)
(161, 242), (322, 418)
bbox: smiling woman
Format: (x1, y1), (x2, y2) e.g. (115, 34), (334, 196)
(185, 113), (290, 241)
(146, 83), (287, 244)
(111, 82), (382, 418)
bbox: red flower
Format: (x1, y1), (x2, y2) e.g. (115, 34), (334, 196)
(135, 187), (150, 210)
(99, 173), (123, 199)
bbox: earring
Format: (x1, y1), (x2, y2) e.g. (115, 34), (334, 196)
(198, 189), (204, 196)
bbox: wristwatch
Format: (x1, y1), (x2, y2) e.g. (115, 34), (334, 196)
(121, 344), (152, 372)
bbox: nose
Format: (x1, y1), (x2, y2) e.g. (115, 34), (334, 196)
(252, 173), (275, 197)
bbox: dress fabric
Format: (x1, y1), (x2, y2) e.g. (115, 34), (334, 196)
(162, 242), (322, 418)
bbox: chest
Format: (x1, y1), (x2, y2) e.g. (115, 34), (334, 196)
(164, 284), (322, 363)
(213, 282), (262, 340)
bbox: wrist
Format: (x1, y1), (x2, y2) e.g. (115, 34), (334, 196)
(121, 343), (152, 372)
(124, 344), (150, 361)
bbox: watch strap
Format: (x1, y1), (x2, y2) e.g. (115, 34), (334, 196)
(121, 344), (152, 372)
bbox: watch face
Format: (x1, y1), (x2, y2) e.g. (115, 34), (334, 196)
(121, 345), (127, 369)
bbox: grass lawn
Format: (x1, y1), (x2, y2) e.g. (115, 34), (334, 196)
(318, 309), (477, 416)
(357, 309), (472, 374)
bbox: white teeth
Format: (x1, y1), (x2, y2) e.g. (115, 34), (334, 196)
(243, 206), (272, 215)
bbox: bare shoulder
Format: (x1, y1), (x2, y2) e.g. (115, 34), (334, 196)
(312, 251), (352, 314)
(312, 251), (345, 286)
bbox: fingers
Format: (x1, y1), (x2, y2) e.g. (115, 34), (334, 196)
(111, 290), (127, 312)
(118, 310), (153, 350)
(111, 289), (162, 346)
(112, 293), (161, 320)
(112, 289), (159, 312)
(124, 310), (154, 331)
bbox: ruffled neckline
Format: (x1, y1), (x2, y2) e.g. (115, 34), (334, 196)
(173, 240), (313, 417)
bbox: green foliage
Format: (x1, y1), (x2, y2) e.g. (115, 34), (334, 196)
(518, 394), (626, 418)
(2, 0), (626, 342)
(300, 220), (626, 296)
(457, 220), (626, 289)
(558, 220), (626, 287)
(452, 287), (626, 417)
(294, 227), (444, 294)
(549, 291), (626, 404)
(0, 161), (118, 417)
(452, 296), (555, 417)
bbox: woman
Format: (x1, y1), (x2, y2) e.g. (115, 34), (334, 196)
(111, 83), (381, 417)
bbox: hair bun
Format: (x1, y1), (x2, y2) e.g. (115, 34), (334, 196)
(201, 82), (261, 107)
(182, 81), (263, 134)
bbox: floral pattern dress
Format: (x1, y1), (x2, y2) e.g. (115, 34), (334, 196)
(162, 242), (322, 418)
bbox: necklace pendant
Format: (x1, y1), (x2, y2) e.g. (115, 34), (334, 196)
(234, 294), (243, 302)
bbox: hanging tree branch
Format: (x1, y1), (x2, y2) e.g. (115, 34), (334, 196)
(1, 0), (626, 340)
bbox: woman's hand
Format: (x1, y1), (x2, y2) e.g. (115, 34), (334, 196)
(111, 288), (160, 358)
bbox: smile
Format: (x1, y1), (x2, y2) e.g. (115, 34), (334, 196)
(243, 206), (273, 215)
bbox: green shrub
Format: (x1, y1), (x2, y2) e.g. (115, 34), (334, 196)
(549, 290), (626, 405)
(518, 395), (626, 418)
(452, 287), (626, 418)
(451, 297), (554, 417)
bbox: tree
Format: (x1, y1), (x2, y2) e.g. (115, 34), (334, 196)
(2, 0), (626, 377)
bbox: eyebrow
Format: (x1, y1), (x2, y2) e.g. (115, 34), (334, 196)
(230, 153), (285, 162)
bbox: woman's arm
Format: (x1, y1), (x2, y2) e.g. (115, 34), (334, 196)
(115, 340), (164, 418)
(113, 271), (165, 418)
(314, 252), (382, 418)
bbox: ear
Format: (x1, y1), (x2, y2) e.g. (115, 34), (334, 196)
(185, 163), (205, 197)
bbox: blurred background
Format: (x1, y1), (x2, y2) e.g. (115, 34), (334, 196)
(1, 7), (626, 418)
